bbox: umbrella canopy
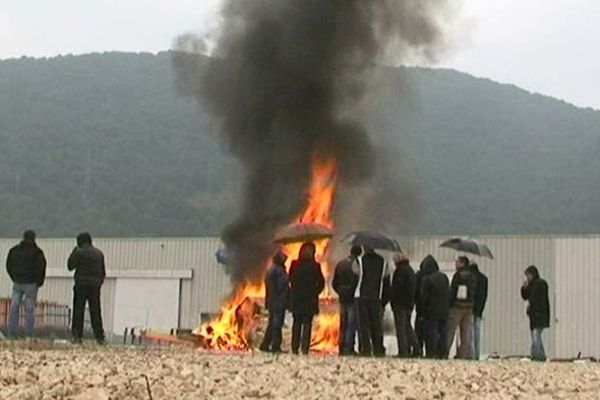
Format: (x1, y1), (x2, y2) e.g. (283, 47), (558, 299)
(273, 222), (334, 245)
(439, 238), (494, 259)
(341, 231), (401, 252)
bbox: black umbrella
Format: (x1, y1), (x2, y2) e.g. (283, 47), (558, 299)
(273, 222), (334, 245)
(439, 238), (494, 259)
(341, 231), (401, 252)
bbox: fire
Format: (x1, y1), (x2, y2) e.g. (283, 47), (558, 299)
(196, 156), (340, 353)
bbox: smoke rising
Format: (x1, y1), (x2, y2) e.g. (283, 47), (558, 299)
(173, 0), (454, 286)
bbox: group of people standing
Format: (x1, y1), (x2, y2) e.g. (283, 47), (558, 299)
(332, 249), (489, 359)
(4, 230), (107, 344)
(260, 242), (550, 362)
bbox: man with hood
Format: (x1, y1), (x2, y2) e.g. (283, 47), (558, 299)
(447, 256), (477, 359)
(413, 261), (427, 357)
(353, 246), (390, 357)
(68, 232), (106, 344)
(332, 245), (361, 355)
(390, 253), (418, 357)
(470, 262), (488, 360)
(6, 230), (47, 337)
(521, 265), (550, 361)
(259, 250), (290, 353)
(420, 255), (450, 359)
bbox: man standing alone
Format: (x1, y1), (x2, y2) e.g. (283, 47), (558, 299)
(332, 245), (360, 355)
(68, 232), (106, 344)
(447, 256), (477, 359)
(521, 265), (550, 361)
(6, 230), (46, 338)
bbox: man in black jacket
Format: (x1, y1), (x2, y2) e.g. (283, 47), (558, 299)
(447, 256), (477, 359)
(420, 255), (450, 359)
(259, 250), (289, 353)
(353, 247), (390, 357)
(332, 245), (361, 355)
(6, 230), (46, 337)
(470, 262), (488, 360)
(521, 265), (550, 361)
(68, 232), (106, 344)
(390, 253), (418, 357)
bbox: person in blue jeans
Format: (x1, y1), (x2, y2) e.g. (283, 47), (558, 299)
(259, 250), (290, 353)
(6, 230), (47, 337)
(332, 245), (361, 355)
(520, 265), (550, 361)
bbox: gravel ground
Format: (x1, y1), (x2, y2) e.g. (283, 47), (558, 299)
(1, 345), (600, 400)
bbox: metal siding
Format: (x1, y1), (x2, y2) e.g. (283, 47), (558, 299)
(554, 238), (600, 358)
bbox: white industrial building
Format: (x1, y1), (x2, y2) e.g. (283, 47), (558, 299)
(1, 235), (599, 359)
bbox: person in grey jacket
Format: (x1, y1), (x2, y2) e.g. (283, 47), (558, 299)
(68, 232), (106, 344)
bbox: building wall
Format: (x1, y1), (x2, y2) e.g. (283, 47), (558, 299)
(0, 238), (230, 334)
(1, 235), (599, 358)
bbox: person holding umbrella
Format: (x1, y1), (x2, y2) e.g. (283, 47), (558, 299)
(289, 242), (325, 355)
(259, 250), (290, 353)
(447, 256), (477, 359)
(352, 246), (390, 357)
(521, 265), (550, 362)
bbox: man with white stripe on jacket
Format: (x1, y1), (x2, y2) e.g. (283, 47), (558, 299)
(352, 246), (390, 357)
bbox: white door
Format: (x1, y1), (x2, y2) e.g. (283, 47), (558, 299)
(112, 278), (180, 334)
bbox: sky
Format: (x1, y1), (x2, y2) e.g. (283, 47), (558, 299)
(1, 0), (598, 109)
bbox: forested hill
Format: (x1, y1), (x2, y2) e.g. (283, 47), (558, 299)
(0, 52), (599, 237)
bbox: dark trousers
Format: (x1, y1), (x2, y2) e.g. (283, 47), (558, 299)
(393, 307), (419, 357)
(338, 302), (357, 355)
(292, 313), (313, 354)
(72, 284), (105, 341)
(414, 315), (426, 357)
(260, 310), (285, 352)
(356, 299), (385, 357)
(425, 318), (448, 359)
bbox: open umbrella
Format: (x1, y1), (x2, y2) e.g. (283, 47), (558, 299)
(439, 238), (494, 259)
(341, 231), (401, 252)
(273, 222), (334, 245)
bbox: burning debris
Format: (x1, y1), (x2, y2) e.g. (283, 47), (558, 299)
(174, 0), (454, 353)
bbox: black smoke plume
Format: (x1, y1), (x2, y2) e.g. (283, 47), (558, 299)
(173, 0), (453, 286)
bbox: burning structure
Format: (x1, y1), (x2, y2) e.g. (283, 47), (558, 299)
(173, 0), (453, 352)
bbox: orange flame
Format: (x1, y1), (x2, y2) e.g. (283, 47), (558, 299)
(196, 156), (340, 353)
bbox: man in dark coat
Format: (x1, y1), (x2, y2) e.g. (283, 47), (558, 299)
(289, 242), (325, 355)
(420, 255), (450, 359)
(390, 253), (419, 357)
(470, 262), (488, 360)
(68, 232), (106, 344)
(413, 262), (426, 357)
(353, 246), (390, 357)
(520, 265), (550, 361)
(332, 245), (361, 355)
(6, 230), (47, 337)
(259, 250), (290, 353)
(447, 256), (477, 359)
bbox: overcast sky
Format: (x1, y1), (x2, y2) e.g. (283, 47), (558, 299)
(1, 0), (598, 109)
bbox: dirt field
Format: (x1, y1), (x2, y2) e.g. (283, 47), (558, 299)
(1, 345), (599, 400)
